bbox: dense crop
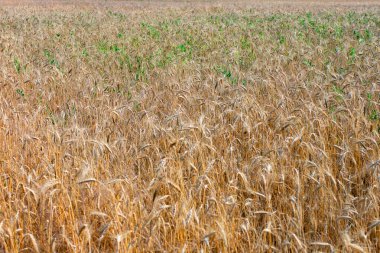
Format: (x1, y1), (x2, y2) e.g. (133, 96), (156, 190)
(0, 4), (379, 252)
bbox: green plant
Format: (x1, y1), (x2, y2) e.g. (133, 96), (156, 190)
(303, 59), (313, 67)
(348, 47), (356, 63)
(43, 49), (59, 66)
(97, 40), (109, 54)
(278, 35), (286, 44)
(81, 48), (89, 57)
(332, 85), (345, 96)
(216, 65), (238, 85)
(14, 58), (21, 73)
(16, 88), (24, 97)
(141, 22), (160, 39)
(369, 110), (379, 121)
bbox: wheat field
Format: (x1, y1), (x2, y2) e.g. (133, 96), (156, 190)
(0, 1), (379, 252)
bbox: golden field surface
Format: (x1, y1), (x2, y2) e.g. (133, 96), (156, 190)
(0, 1), (379, 252)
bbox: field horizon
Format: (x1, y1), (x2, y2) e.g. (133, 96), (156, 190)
(1, 0), (380, 10)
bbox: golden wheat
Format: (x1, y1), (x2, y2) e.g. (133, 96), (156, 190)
(0, 1), (379, 252)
